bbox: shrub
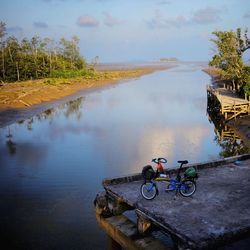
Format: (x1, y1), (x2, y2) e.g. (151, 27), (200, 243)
(50, 69), (97, 79)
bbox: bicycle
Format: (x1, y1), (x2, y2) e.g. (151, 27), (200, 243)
(140, 158), (198, 200)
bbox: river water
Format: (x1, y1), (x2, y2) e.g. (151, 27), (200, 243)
(0, 63), (248, 249)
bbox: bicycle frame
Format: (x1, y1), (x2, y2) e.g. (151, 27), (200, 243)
(150, 161), (191, 193)
(141, 159), (197, 200)
(152, 177), (188, 192)
(167, 179), (188, 191)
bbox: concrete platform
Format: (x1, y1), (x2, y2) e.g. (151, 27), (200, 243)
(96, 214), (170, 250)
(102, 156), (250, 249)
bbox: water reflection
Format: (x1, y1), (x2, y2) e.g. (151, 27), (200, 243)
(17, 97), (85, 131)
(64, 97), (84, 119)
(2, 97), (85, 164)
(207, 105), (249, 158)
(1, 63), (249, 250)
(6, 127), (16, 155)
(3, 127), (46, 164)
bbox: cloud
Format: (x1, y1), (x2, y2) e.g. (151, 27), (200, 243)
(157, 0), (170, 5)
(40, 0), (105, 3)
(7, 26), (23, 33)
(41, 0), (78, 2)
(103, 12), (123, 27)
(147, 7), (222, 29)
(77, 15), (99, 27)
(33, 21), (48, 28)
(243, 11), (250, 19)
(147, 10), (189, 29)
(192, 7), (222, 24)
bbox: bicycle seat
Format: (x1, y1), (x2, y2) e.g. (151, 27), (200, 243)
(178, 160), (188, 164)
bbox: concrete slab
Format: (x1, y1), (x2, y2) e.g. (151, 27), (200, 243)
(96, 214), (170, 250)
(104, 159), (250, 249)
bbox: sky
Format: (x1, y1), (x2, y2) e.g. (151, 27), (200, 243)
(1, 0), (250, 63)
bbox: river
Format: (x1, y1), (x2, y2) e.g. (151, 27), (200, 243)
(0, 62), (248, 249)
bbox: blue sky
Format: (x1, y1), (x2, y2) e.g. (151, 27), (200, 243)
(1, 0), (250, 62)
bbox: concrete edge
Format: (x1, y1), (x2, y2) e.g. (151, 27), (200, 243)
(103, 154), (250, 187)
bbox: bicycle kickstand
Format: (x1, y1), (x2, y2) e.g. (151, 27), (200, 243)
(173, 189), (178, 200)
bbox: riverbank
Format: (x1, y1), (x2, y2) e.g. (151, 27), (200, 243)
(204, 67), (250, 147)
(202, 67), (221, 86)
(0, 64), (176, 127)
(0, 65), (173, 111)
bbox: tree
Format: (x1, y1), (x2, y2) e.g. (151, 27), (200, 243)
(91, 56), (99, 69)
(0, 21), (6, 80)
(209, 30), (245, 90)
(20, 38), (33, 79)
(242, 66), (250, 98)
(236, 28), (250, 55)
(5, 36), (21, 81)
(59, 36), (85, 70)
(0, 21), (88, 82)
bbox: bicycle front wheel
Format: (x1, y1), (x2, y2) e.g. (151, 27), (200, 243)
(140, 182), (157, 200)
(179, 180), (196, 197)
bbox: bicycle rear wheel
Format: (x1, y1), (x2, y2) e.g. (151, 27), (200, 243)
(179, 180), (196, 197)
(140, 182), (157, 200)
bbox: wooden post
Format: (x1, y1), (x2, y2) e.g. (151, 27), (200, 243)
(94, 191), (113, 217)
(234, 101), (236, 121)
(107, 236), (122, 250)
(94, 191), (134, 217)
(172, 236), (191, 250)
(136, 211), (152, 234)
(16, 62), (20, 81)
(232, 79), (235, 92)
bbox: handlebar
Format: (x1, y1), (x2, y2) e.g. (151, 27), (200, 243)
(152, 158), (167, 164)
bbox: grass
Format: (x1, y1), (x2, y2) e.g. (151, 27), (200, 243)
(51, 69), (97, 79)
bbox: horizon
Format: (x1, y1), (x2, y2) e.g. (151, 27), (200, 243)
(1, 0), (250, 63)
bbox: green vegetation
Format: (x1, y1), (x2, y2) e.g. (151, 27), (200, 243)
(50, 69), (96, 79)
(0, 21), (93, 82)
(209, 28), (250, 98)
(217, 137), (249, 158)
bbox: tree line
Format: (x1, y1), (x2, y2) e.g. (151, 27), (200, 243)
(0, 21), (87, 82)
(209, 28), (250, 97)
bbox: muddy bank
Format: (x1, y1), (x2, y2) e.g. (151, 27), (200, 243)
(0, 68), (160, 110)
(0, 64), (175, 127)
(202, 67), (222, 86)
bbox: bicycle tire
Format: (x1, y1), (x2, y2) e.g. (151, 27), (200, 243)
(179, 180), (196, 197)
(140, 182), (157, 200)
